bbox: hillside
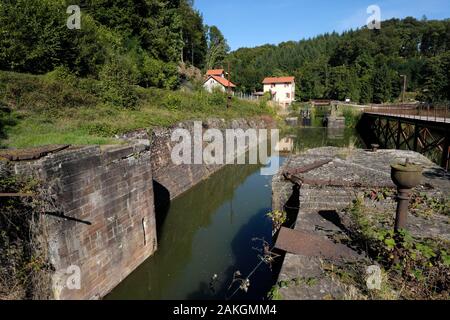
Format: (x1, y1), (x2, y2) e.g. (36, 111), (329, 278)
(0, 71), (272, 148)
(227, 17), (450, 104)
(0, 1), (270, 149)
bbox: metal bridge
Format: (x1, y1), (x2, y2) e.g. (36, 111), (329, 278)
(360, 104), (450, 170)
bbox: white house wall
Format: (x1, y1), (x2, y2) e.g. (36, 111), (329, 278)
(204, 78), (226, 93)
(263, 82), (295, 105)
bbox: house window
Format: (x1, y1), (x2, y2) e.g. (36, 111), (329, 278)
(286, 93), (290, 98)
(271, 84), (275, 88)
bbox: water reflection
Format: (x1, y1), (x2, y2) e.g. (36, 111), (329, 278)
(275, 137), (295, 153)
(282, 127), (362, 153)
(106, 163), (281, 300)
(106, 115), (362, 301)
(327, 127), (345, 141)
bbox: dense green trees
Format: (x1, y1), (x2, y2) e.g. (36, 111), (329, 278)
(0, 0), (225, 92)
(0, 0), (73, 74)
(1, 3), (448, 105)
(228, 18), (450, 104)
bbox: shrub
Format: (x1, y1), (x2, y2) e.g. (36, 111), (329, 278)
(2, 72), (97, 112)
(342, 107), (362, 128)
(98, 58), (138, 109)
(140, 55), (179, 90)
(208, 88), (227, 106)
(44, 66), (78, 87)
(259, 92), (272, 109)
(162, 93), (183, 111)
(82, 122), (120, 138)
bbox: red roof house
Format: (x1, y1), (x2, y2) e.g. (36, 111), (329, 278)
(206, 69), (225, 77)
(262, 77), (295, 84)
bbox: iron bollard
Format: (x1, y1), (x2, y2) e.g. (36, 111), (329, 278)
(371, 144), (380, 152)
(391, 158), (423, 232)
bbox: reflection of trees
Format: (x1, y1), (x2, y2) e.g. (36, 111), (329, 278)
(107, 163), (259, 300)
(293, 127), (362, 151)
(186, 211), (273, 300)
(107, 126), (363, 300)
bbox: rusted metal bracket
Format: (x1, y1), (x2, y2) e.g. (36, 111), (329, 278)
(284, 172), (364, 187)
(283, 159), (333, 176)
(284, 173), (395, 188)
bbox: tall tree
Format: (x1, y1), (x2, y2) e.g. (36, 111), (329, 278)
(205, 25), (230, 70)
(179, 0), (207, 67)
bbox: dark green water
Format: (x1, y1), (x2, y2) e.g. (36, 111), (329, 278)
(106, 125), (361, 300)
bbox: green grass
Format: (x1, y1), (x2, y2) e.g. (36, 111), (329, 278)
(0, 71), (274, 148)
(340, 106), (363, 128)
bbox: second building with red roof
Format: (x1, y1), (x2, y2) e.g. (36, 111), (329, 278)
(263, 76), (296, 108)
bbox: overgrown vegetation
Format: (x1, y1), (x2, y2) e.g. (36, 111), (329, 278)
(0, 0), (236, 126)
(228, 18), (450, 104)
(341, 106), (363, 129)
(267, 277), (318, 300)
(0, 172), (50, 300)
(410, 192), (450, 218)
(332, 193), (450, 299)
(0, 71), (273, 148)
(266, 210), (287, 236)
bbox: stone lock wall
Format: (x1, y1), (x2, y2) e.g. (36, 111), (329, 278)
(151, 117), (274, 200)
(3, 116), (274, 300)
(13, 143), (156, 300)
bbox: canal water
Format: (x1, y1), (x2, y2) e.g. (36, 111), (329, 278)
(106, 124), (362, 300)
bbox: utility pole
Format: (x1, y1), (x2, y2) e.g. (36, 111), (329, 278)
(400, 75), (407, 103)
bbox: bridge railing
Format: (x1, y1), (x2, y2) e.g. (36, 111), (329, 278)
(364, 104), (450, 123)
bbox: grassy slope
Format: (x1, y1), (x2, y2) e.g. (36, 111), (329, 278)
(0, 71), (273, 148)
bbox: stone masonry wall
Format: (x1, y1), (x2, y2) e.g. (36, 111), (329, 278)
(151, 117), (274, 200)
(12, 142), (156, 300)
(1, 116), (274, 300)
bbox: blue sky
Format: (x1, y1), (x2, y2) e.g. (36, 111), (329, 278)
(195, 0), (450, 50)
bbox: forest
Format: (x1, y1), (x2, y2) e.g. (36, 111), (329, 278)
(0, 0), (269, 148)
(0, 2), (449, 106)
(227, 17), (450, 104)
(0, 0), (229, 91)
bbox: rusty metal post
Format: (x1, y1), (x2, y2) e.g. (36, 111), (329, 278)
(394, 188), (412, 232)
(391, 159), (422, 232)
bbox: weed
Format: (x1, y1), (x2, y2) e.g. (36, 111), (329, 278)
(340, 196), (450, 299)
(0, 174), (51, 299)
(266, 210), (287, 235)
(267, 277), (319, 300)
(0, 71), (273, 148)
